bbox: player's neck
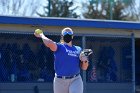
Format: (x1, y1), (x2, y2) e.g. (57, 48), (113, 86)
(65, 41), (72, 47)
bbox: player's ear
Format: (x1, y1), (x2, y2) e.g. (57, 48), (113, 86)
(61, 35), (63, 39)
(60, 35), (64, 43)
(72, 35), (74, 39)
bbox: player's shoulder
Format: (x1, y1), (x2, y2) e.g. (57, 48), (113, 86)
(56, 42), (64, 46)
(54, 43), (64, 53)
(74, 45), (81, 49)
(56, 42), (66, 48)
(74, 45), (82, 51)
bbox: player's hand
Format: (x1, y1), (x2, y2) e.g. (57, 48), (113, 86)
(80, 56), (89, 70)
(80, 60), (89, 70)
(34, 29), (43, 38)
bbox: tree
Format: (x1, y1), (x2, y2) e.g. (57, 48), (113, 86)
(0, 0), (40, 16)
(36, 0), (79, 18)
(82, 0), (104, 19)
(82, 0), (138, 21)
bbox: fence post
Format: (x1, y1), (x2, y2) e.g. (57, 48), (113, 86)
(82, 35), (87, 93)
(34, 85), (39, 93)
(131, 33), (135, 93)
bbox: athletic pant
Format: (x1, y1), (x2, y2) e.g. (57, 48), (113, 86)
(53, 75), (83, 93)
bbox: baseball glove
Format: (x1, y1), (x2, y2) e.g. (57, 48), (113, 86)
(80, 49), (93, 57)
(79, 49), (93, 62)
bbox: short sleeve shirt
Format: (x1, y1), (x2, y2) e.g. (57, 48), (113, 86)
(54, 43), (82, 76)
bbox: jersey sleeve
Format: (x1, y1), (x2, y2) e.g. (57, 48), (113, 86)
(75, 46), (82, 55)
(54, 43), (63, 53)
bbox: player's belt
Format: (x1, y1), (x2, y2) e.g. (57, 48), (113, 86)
(56, 73), (79, 79)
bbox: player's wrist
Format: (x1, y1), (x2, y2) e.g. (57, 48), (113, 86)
(41, 34), (49, 40)
(40, 33), (45, 38)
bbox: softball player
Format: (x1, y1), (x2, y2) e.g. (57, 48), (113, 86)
(34, 27), (89, 93)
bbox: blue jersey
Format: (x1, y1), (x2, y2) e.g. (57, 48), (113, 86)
(54, 43), (82, 76)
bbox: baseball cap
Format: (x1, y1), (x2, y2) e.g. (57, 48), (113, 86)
(61, 27), (73, 36)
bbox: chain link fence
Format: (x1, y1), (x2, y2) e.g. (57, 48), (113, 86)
(85, 35), (132, 83)
(0, 32), (133, 83)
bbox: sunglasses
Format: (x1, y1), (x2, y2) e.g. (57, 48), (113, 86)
(62, 31), (73, 36)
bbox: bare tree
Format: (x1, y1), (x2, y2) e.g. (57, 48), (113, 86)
(0, 0), (40, 16)
(82, 0), (139, 21)
(36, 0), (79, 18)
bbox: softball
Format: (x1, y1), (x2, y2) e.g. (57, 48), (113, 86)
(35, 29), (43, 34)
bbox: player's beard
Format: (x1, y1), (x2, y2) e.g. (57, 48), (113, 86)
(63, 34), (72, 43)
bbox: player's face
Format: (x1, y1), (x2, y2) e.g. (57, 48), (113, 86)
(62, 31), (73, 43)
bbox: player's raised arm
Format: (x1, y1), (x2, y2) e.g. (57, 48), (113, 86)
(34, 29), (57, 51)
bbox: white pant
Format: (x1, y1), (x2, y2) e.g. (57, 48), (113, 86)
(53, 75), (83, 93)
